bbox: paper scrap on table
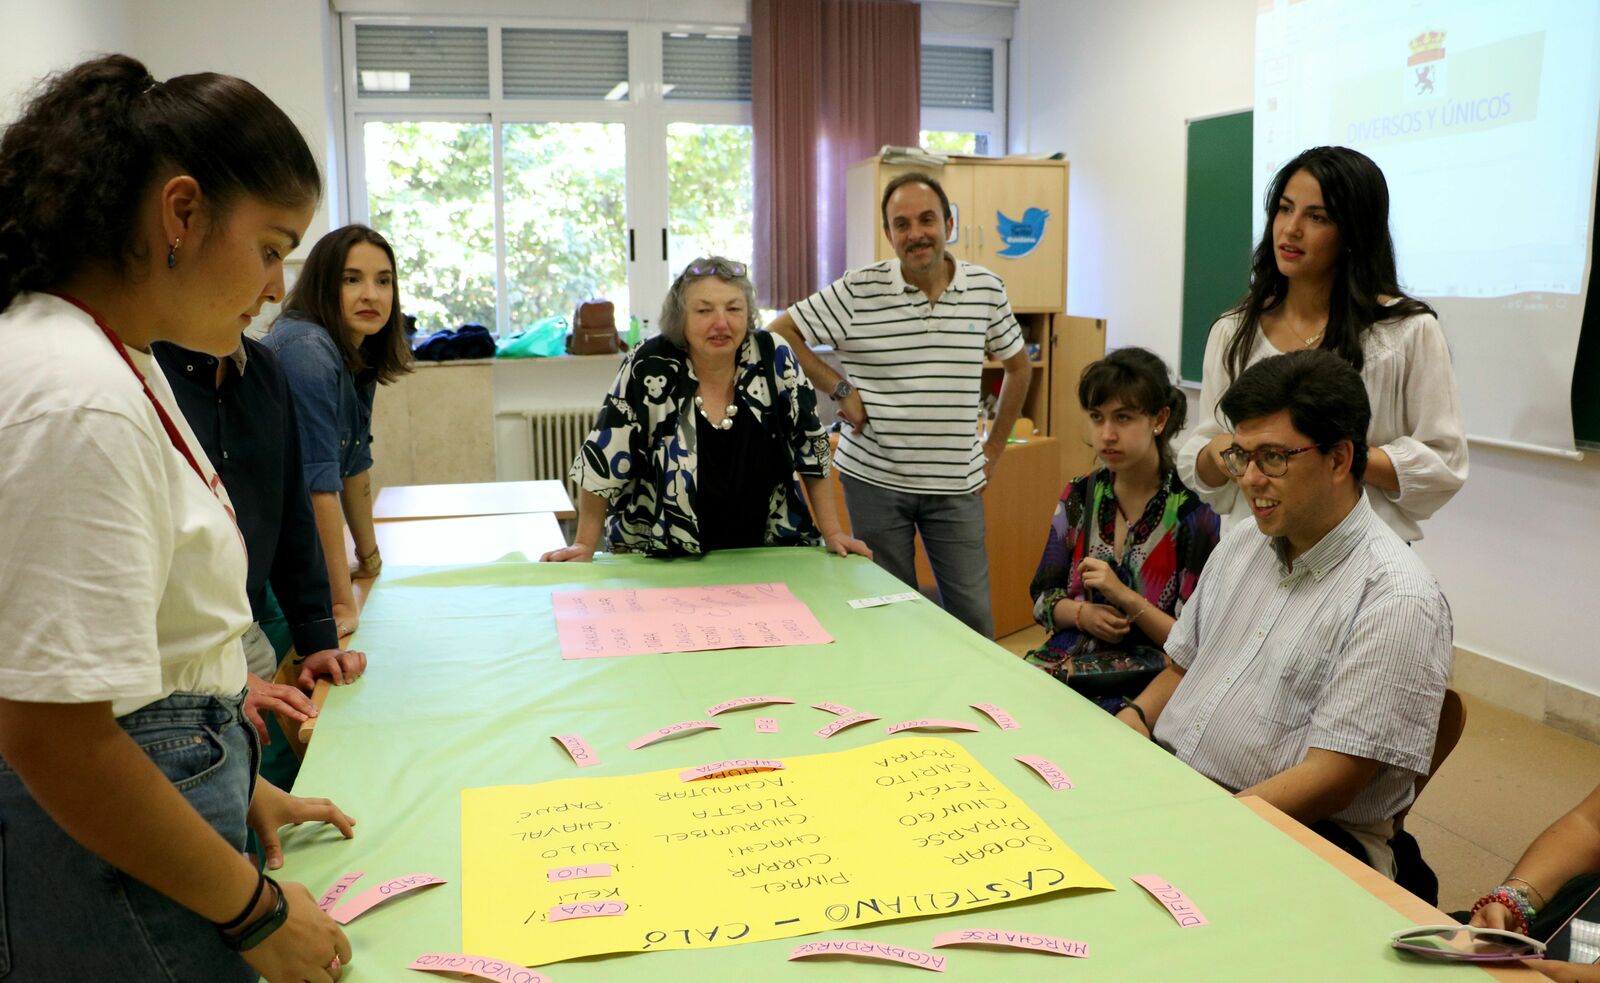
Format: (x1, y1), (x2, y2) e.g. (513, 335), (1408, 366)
(316, 871), (363, 913)
(970, 703), (1020, 730)
(886, 719), (981, 735)
(679, 758), (785, 782)
(790, 940), (946, 972)
(706, 695), (795, 716)
(755, 717), (778, 733)
(1131, 875), (1208, 927)
(551, 734), (599, 767)
(552, 583), (831, 659)
(1015, 755), (1074, 790)
(816, 711), (880, 738)
(461, 737), (1112, 966)
(812, 701), (854, 715)
(329, 873), (446, 924)
(408, 953), (552, 983)
(847, 591), (922, 610)
(547, 864), (613, 882)
(931, 929), (1090, 957)
(627, 719), (720, 750)
(547, 901), (628, 922)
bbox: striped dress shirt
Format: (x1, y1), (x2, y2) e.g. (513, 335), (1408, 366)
(787, 258), (1025, 494)
(1152, 493), (1452, 825)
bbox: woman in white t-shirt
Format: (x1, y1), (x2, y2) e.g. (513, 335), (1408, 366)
(1178, 146), (1467, 542)
(0, 56), (356, 982)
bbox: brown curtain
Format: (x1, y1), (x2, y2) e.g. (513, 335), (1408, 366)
(752, 0), (921, 309)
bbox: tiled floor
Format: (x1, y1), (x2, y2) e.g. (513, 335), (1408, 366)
(995, 625), (1600, 913)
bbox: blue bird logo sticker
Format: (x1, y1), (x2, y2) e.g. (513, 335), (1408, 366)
(995, 207), (1049, 258)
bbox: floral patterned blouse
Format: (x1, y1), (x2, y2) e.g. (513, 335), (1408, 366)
(1025, 467), (1220, 679)
(569, 331), (832, 556)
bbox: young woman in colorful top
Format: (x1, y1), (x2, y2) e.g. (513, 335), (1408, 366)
(0, 55), (354, 981)
(265, 225), (413, 633)
(544, 257), (872, 560)
(1026, 348), (1221, 709)
(1177, 145), (1466, 542)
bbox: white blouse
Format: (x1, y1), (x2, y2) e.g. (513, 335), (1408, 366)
(1176, 308), (1468, 543)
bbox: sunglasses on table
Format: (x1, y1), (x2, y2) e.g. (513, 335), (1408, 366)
(1390, 924), (1544, 963)
(1219, 443), (1316, 478)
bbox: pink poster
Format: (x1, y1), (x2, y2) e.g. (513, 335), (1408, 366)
(553, 582), (832, 660)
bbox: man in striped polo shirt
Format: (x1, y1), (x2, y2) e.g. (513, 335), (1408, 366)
(770, 172), (1034, 638)
(1116, 350), (1451, 888)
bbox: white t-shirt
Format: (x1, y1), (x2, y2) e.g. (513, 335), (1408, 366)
(0, 293), (250, 717)
(1176, 308), (1468, 543)
(787, 258), (1025, 494)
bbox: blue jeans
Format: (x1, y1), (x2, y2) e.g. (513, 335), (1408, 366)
(840, 473), (994, 638)
(0, 691), (259, 982)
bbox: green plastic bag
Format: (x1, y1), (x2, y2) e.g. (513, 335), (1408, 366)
(497, 315), (568, 358)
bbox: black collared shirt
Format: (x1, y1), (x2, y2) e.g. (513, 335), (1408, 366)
(153, 338), (338, 656)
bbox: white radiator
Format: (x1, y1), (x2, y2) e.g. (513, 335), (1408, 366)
(496, 408), (595, 500)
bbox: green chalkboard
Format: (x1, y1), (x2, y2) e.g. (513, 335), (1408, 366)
(1180, 111), (1254, 384)
(1575, 162), (1600, 448)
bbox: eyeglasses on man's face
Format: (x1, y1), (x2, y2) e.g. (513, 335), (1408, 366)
(1220, 443), (1317, 478)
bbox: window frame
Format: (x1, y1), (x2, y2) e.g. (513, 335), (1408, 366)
(919, 35), (1008, 156)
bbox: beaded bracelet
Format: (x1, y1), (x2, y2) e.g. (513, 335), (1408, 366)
(1505, 875), (1549, 909)
(1469, 886), (1536, 936)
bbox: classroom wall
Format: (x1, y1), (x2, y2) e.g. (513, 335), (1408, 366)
(1012, 0), (1600, 705)
(0, 0), (132, 117)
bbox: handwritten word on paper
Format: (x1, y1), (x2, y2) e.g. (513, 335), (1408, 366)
(408, 953), (552, 983)
(1015, 755), (1074, 790)
(553, 583), (832, 660)
(1131, 875), (1209, 927)
(547, 901), (628, 922)
(931, 929), (1090, 957)
(679, 759), (785, 782)
(886, 719), (982, 735)
(551, 734), (599, 768)
(316, 871), (363, 913)
(816, 711), (880, 738)
(970, 703), (1020, 730)
(329, 873), (446, 925)
(460, 737), (1112, 966)
(547, 864), (613, 882)
(812, 701), (854, 715)
(627, 720), (720, 750)
(705, 695), (795, 716)
(846, 591), (922, 610)
(755, 717), (778, 733)
(790, 940), (947, 972)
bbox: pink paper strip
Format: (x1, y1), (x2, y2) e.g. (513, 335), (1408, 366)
(815, 712), (880, 739)
(551, 733), (599, 767)
(553, 583), (832, 659)
(705, 695), (795, 716)
(627, 719), (721, 750)
(407, 953), (551, 983)
(1131, 875), (1209, 927)
(931, 929), (1090, 957)
(811, 701), (854, 715)
(547, 900), (628, 922)
(546, 864), (614, 882)
(1015, 754), (1074, 790)
(970, 703), (1020, 730)
(330, 873), (446, 925)
(678, 758), (785, 782)
(316, 871), (364, 913)
(755, 717), (778, 733)
(789, 940), (946, 972)
(886, 719), (982, 734)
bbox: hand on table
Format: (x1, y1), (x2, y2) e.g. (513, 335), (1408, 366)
(248, 778), (357, 871)
(244, 673), (317, 745)
(822, 531), (873, 559)
(332, 603), (358, 638)
(295, 648), (367, 691)
(542, 544), (596, 563)
(241, 881), (352, 983)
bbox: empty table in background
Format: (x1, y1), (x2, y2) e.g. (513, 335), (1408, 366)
(373, 479), (575, 521)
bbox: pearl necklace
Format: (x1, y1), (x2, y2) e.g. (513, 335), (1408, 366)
(694, 394), (737, 430)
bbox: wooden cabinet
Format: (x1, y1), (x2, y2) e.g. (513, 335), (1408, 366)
(1048, 314), (1107, 490)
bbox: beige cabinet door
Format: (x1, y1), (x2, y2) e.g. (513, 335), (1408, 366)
(969, 163), (1067, 311)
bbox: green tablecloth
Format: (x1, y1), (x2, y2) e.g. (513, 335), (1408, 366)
(280, 549), (1463, 981)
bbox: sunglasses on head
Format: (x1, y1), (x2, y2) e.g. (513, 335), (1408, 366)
(682, 258), (748, 279)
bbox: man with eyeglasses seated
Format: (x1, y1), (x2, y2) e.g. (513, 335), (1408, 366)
(1115, 349), (1451, 893)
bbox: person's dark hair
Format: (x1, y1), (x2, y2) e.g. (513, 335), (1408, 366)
(1218, 349), (1371, 481)
(1077, 347), (1188, 471)
(279, 224), (413, 385)
(0, 54), (321, 313)
(880, 171), (952, 229)
(1220, 145), (1434, 382)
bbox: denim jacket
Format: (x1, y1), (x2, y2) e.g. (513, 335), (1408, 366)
(262, 314), (376, 492)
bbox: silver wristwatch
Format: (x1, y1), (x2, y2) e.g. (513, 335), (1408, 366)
(830, 379), (855, 400)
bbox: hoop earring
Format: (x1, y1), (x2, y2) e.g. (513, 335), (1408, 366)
(167, 238), (181, 269)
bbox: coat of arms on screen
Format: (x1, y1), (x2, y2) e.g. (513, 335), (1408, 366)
(1406, 29), (1447, 101)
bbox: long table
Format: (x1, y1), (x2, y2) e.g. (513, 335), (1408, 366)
(280, 547), (1536, 980)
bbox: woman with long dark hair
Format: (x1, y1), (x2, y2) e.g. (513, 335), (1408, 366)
(1177, 146), (1466, 541)
(265, 225), (413, 633)
(0, 55), (354, 980)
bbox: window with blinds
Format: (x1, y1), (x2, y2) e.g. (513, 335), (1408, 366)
(662, 33), (751, 102)
(502, 29), (629, 100)
(353, 24), (489, 99)
(921, 44), (994, 112)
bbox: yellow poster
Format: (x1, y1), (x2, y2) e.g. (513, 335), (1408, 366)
(461, 737), (1112, 966)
